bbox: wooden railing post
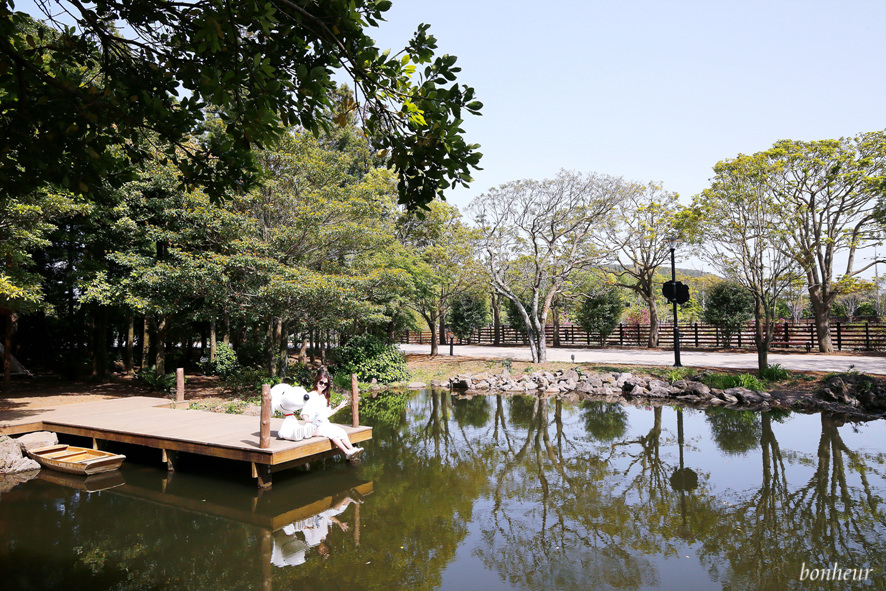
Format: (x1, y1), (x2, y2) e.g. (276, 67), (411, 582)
(259, 384), (271, 449)
(351, 373), (360, 428)
(175, 368), (185, 403)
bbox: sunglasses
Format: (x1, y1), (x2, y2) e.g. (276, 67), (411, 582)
(318, 379), (329, 385)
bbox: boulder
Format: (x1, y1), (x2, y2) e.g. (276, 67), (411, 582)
(627, 384), (647, 397)
(725, 387), (764, 404)
(15, 431), (58, 452)
(586, 375), (604, 388)
(575, 381), (598, 394)
(0, 436), (40, 474)
(449, 376), (471, 390)
(563, 369), (580, 381)
(407, 382), (427, 389)
(647, 384), (671, 398)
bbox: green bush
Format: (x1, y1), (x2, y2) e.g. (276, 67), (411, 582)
(701, 372), (766, 391)
(759, 363), (791, 382)
(575, 287), (625, 346)
(703, 282), (753, 347)
(332, 334), (409, 384)
(449, 293), (489, 342)
(286, 361), (317, 390)
(199, 343), (240, 377)
(135, 366), (178, 393)
(223, 368), (281, 394)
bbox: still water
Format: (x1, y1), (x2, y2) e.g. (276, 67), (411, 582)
(2, 390), (885, 590)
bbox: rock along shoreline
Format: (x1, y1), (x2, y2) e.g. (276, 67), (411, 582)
(425, 368), (886, 421)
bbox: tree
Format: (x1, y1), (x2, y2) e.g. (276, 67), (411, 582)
(574, 286), (625, 346)
(396, 201), (483, 356)
(690, 153), (802, 371)
(765, 132), (886, 352)
(2, 1), (482, 210)
(833, 276), (875, 322)
(0, 187), (79, 310)
(702, 282), (753, 348)
(448, 292), (489, 343)
(592, 182), (681, 347)
(470, 170), (627, 362)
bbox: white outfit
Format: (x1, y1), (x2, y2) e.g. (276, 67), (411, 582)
(301, 397), (348, 441)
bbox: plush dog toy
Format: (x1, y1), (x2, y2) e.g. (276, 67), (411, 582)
(270, 384), (317, 441)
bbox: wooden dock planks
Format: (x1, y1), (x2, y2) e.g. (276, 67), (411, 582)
(1, 396), (372, 486)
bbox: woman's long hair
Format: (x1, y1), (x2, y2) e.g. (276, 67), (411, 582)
(313, 369), (332, 405)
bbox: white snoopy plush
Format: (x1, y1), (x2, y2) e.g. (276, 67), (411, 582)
(270, 383), (317, 441)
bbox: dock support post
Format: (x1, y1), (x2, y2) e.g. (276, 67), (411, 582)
(175, 368), (185, 404)
(351, 374), (359, 428)
(252, 462), (272, 489)
(162, 449), (178, 472)
(260, 384), (271, 449)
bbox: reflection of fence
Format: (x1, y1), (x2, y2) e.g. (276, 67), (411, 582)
(399, 320), (886, 351)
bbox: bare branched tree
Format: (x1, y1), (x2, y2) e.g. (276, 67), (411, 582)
(469, 170), (628, 362)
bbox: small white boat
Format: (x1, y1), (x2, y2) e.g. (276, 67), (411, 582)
(27, 444), (126, 475)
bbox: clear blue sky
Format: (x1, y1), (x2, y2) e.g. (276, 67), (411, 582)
(366, 0), (885, 212)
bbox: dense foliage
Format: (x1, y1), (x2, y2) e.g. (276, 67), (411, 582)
(332, 334), (410, 384)
(574, 287), (625, 346)
(448, 293), (490, 342)
(703, 282), (754, 348)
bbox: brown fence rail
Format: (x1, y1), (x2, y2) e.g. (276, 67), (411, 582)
(398, 320), (886, 352)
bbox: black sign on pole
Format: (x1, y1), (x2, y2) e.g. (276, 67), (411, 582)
(662, 281), (691, 305)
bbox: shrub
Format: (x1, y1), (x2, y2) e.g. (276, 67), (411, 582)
(759, 363), (791, 382)
(199, 343), (240, 377)
(332, 334), (409, 384)
(135, 366), (177, 393)
(701, 372), (766, 391)
(223, 368), (281, 395)
(575, 287), (625, 346)
(287, 361), (318, 390)
(449, 293), (490, 342)
(703, 282), (753, 347)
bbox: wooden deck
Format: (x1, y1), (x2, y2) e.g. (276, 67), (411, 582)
(0, 396), (372, 487)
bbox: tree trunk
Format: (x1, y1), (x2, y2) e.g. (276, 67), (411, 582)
(808, 293), (835, 353)
(155, 314), (170, 375)
(279, 320), (290, 374)
(223, 312), (230, 346)
(142, 315), (151, 370)
(492, 292), (501, 346)
(124, 315), (134, 373)
(268, 320), (278, 375)
(439, 314), (446, 346)
(209, 320), (217, 362)
(3, 312), (16, 393)
(424, 313), (440, 356)
(552, 306), (561, 348)
(320, 329), (327, 365)
(298, 335), (308, 364)
(309, 330), (315, 364)
(646, 296), (660, 348)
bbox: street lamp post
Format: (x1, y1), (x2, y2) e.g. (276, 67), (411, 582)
(668, 236), (682, 367)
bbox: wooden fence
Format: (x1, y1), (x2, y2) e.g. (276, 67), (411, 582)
(399, 320), (886, 352)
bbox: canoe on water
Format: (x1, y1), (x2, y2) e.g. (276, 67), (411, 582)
(27, 444), (126, 475)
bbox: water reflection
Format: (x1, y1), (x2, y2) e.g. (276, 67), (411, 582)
(2, 390), (884, 590)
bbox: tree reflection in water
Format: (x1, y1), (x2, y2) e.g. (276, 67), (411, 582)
(2, 390), (885, 590)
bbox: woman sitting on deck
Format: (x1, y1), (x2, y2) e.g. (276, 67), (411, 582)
(302, 369), (363, 460)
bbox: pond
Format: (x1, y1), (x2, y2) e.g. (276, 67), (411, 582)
(2, 390), (884, 590)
